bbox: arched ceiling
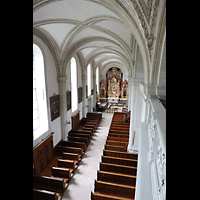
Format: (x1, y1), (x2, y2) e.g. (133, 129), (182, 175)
(33, 0), (166, 85)
(33, 0), (134, 77)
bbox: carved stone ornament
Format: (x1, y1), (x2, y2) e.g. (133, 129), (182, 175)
(156, 137), (166, 200)
(117, 0), (160, 59)
(150, 110), (156, 158)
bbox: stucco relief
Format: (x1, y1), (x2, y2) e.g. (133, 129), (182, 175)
(116, 0), (160, 59)
(157, 137), (166, 200)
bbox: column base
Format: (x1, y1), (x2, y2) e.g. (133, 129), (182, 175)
(127, 144), (138, 154)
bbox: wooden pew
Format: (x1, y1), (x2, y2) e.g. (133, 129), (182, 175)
(100, 162), (137, 176)
(59, 140), (86, 152)
(110, 124), (130, 131)
(87, 119), (99, 124)
(110, 124), (130, 129)
(91, 191), (132, 200)
(111, 121), (130, 125)
(107, 136), (129, 143)
(109, 130), (129, 135)
(80, 117), (100, 127)
(109, 128), (129, 133)
(84, 124), (96, 131)
(103, 150), (138, 160)
(83, 127), (94, 135)
(68, 132), (91, 141)
(106, 140), (128, 149)
(97, 170), (136, 186)
(94, 180), (135, 199)
(108, 133), (129, 139)
(51, 166), (72, 180)
(102, 155), (137, 167)
(87, 112), (102, 119)
(33, 188), (61, 200)
(85, 122), (98, 129)
(54, 145), (83, 157)
(33, 175), (68, 193)
(110, 127), (129, 132)
(62, 152), (80, 164)
(57, 158), (76, 172)
(68, 136), (89, 145)
(71, 130), (92, 138)
(105, 145), (126, 152)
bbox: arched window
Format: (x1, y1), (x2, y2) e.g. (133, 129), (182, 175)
(87, 64), (91, 96)
(33, 44), (49, 140)
(71, 57), (78, 112)
(96, 67), (99, 94)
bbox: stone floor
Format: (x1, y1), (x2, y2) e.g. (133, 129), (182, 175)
(62, 112), (113, 200)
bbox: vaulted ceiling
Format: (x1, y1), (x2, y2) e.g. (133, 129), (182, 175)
(33, 0), (166, 86)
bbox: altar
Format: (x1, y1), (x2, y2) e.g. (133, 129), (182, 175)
(99, 67), (129, 105)
(108, 98), (119, 103)
(107, 77), (120, 98)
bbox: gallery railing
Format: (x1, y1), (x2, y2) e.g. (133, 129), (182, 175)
(135, 97), (166, 200)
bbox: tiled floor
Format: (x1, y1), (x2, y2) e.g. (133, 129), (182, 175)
(62, 112), (113, 200)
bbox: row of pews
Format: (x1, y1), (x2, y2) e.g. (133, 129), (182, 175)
(33, 112), (102, 200)
(91, 112), (137, 200)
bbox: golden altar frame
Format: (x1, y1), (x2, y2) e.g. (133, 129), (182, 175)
(107, 77), (120, 98)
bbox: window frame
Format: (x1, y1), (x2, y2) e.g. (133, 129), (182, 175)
(87, 64), (91, 97)
(33, 43), (50, 146)
(71, 57), (78, 113)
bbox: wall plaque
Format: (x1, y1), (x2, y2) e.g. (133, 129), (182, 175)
(66, 91), (71, 111)
(50, 94), (60, 121)
(78, 87), (82, 103)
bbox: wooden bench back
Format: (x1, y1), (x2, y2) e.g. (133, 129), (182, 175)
(33, 175), (66, 193)
(105, 145), (126, 152)
(71, 130), (92, 137)
(51, 166), (71, 180)
(62, 152), (79, 162)
(102, 156), (137, 167)
(95, 180), (135, 199)
(60, 140), (86, 151)
(97, 170), (136, 186)
(54, 145), (83, 157)
(57, 158), (75, 170)
(109, 130), (129, 135)
(100, 162), (137, 176)
(108, 133), (129, 139)
(106, 140), (128, 148)
(68, 136), (89, 145)
(68, 132), (91, 140)
(83, 127), (93, 133)
(33, 188), (59, 200)
(107, 136), (129, 143)
(103, 150), (138, 160)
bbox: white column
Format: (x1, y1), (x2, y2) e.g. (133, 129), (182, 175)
(57, 76), (68, 141)
(128, 79), (143, 152)
(128, 74), (132, 111)
(82, 74), (87, 117)
(93, 74), (96, 110)
(128, 78), (135, 152)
